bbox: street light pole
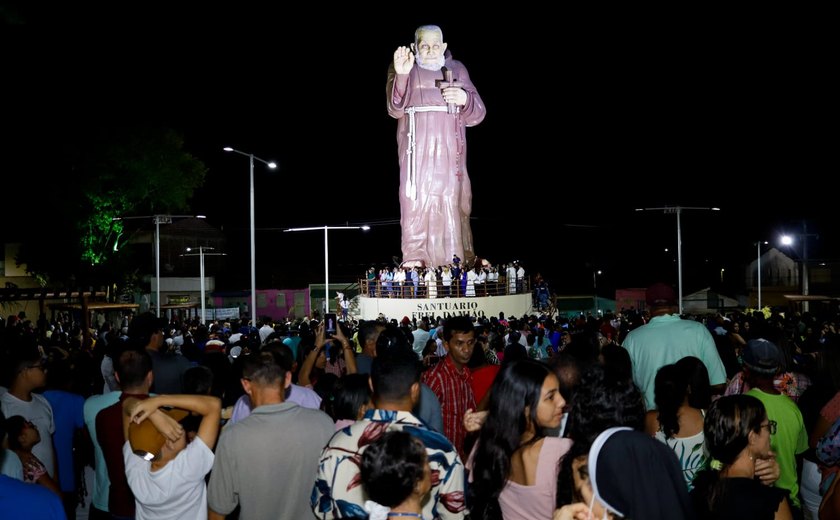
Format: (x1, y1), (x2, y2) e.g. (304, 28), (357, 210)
(184, 246), (226, 324)
(153, 215), (171, 317)
(284, 225), (370, 315)
(223, 147), (277, 325)
(635, 206), (720, 315)
(781, 223), (819, 312)
(114, 214), (204, 317)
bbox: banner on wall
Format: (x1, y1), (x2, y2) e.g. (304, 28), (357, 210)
(358, 295), (532, 322)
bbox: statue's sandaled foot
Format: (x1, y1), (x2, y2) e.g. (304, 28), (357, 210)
(400, 260), (426, 269)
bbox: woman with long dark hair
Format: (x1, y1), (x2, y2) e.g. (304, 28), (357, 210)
(645, 358), (710, 490)
(691, 395), (792, 519)
(468, 359), (569, 520)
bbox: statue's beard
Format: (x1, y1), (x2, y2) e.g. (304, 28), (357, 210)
(416, 54), (445, 71)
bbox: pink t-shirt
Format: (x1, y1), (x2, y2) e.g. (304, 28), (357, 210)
(468, 436), (572, 520)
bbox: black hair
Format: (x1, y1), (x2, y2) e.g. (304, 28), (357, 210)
(183, 365), (214, 395)
(241, 351), (287, 387)
(2, 342), (41, 387)
(313, 373), (340, 409)
(0, 409), (5, 444)
(653, 364), (686, 439)
(442, 315), (475, 342)
(5, 415), (33, 451)
(260, 342), (296, 372)
(692, 395), (766, 514)
(331, 373), (372, 422)
(557, 364), (646, 507)
(470, 360), (553, 520)
(676, 356), (712, 410)
(360, 430), (428, 508)
(370, 346), (421, 402)
(600, 343), (633, 384)
(114, 346), (153, 389)
(548, 352), (581, 403)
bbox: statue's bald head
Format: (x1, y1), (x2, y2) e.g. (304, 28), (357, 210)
(414, 25), (443, 45)
(412, 25), (447, 71)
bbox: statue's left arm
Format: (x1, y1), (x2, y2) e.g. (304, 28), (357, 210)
(450, 60), (486, 127)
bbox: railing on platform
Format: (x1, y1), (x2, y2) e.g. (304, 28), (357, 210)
(358, 277), (531, 299)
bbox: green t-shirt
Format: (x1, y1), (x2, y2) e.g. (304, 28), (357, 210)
(746, 388), (809, 508)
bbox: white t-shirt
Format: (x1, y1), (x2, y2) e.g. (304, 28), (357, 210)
(0, 392), (55, 478)
(123, 436), (215, 520)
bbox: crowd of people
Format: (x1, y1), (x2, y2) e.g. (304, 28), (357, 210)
(2, 281), (840, 519)
(360, 256), (530, 299)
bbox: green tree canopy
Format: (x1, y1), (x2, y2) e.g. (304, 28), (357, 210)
(17, 125), (207, 288)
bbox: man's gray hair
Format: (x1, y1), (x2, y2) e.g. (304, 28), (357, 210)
(414, 24), (443, 45)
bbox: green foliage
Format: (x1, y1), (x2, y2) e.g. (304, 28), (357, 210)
(17, 126), (208, 285)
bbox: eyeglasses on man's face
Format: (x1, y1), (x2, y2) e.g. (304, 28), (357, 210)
(761, 420), (777, 435)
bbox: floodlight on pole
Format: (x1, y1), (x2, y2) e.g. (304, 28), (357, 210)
(635, 206), (720, 315)
(283, 225), (371, 314)
(780, 224), (819, 312)
(112, 214), (205, 317)
(223, 147), (277, 325)
(183, 246), (227, 324)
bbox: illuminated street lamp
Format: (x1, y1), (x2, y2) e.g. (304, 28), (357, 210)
(635, 206), (720, 315)
(113, 214), (205, 317)
(183, 246), (226, 324)
(223, 147), (277, 323)
(283, 225), (370, 314)
(780, 225), (819, 312)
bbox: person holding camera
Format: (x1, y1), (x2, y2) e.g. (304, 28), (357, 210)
(298, 321), (358, 387)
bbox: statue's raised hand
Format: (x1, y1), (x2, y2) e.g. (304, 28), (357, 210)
(393, 46), (414, 74)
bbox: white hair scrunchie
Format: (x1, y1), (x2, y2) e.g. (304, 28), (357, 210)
(364, 500), (391, 520)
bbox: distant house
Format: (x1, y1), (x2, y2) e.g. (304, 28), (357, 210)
(745, 247), (800, 308)
(683, 288), (739, 314)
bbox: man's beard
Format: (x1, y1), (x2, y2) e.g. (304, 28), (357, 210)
(416, 54), (446, 71)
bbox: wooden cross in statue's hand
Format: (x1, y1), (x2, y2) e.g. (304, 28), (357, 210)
(436, 69), (462, 115)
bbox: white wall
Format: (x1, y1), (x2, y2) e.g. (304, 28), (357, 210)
(358, 294), (532, 321)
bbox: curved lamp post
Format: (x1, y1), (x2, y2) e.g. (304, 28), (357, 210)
(223, 147), (277, 323)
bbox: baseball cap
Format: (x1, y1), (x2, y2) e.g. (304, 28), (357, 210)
(742, 338), (785, 375)
(128, 407), (190, 461)
(645, 283), (677, 307)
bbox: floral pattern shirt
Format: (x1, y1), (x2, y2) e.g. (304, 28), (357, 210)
(311, 409), (465, 519)
(724, 371), (811, 402)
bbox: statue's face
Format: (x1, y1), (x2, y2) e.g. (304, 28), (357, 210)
(412, 30), (447, 70)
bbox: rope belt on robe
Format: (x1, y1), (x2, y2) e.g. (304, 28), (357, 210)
(405, 105), (461, 201)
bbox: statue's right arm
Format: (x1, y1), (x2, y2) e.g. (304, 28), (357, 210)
(387, 46), (413, 118)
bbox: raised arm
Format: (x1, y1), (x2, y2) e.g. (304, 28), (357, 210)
(129, 394), (222, 449)
(299, 322), (327, 387)
(333, 324), (357, 375)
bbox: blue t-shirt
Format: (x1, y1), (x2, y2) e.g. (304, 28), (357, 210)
(0, 474), (65, 519)
(44, 389), (85, 492)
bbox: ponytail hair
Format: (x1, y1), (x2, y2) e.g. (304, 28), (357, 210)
(692, 395), (765, 513)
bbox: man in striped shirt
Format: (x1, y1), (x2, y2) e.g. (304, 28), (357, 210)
(422, 315), (477, 458)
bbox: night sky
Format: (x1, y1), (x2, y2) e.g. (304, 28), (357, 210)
(2, 9), (832, 298)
